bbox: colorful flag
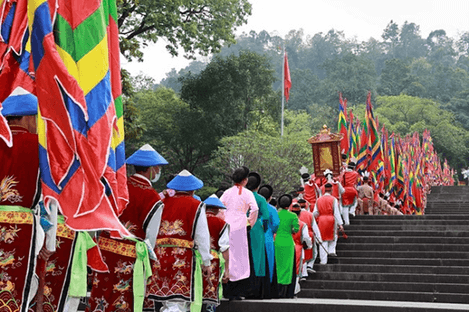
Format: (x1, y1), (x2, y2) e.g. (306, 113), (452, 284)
(0, 0), (34, 147)
(30, 0), (129, 236)
(338, 92), (349, 156)
(356, 119), (369, 171)
(365, 91), (383, 171)
(284, 52), (291, 102)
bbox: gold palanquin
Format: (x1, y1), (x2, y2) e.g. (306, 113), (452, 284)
(307, 125), (343, 177)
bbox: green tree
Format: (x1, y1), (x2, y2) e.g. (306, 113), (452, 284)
(381, 20), (399, 57)
(209, 110), (314, 196)
(375, 95), (469, 168)
(157, 60), (207, 92)
(378, 58), (417, 96)
(118, 0), (252, 61)
(395, 21), (426, 60)
(319, 53), (377, 105)
(447, 89), (469, 130)
(179, 51), (278, 134)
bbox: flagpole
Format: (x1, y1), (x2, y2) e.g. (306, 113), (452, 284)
(281, 47), (285, 137)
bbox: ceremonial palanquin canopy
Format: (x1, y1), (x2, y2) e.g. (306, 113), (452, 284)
(308, 125), (343, 177)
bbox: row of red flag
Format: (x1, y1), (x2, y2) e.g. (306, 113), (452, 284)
(337, 92), (455, 214)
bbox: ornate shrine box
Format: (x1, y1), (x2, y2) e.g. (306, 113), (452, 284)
(307, 125), (343, 177)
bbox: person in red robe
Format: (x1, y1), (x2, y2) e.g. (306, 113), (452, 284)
(297, 199), (318, 275)
(319, 169), (345, 203)
(201, 195), (229, 312)
(339, 160), (361, 224)
(146, 170), (212, 312)
(0, 97), (56, 311)
(303, 174), (321, 211)
(290, 201), (312, 296)
(87, 144), (167, 312)
(313, 183), (343, 264)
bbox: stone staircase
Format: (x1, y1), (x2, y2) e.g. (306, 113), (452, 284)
(219, 186), (469, 311)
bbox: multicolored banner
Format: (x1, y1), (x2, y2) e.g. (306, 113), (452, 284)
(28, 0), (129, 236)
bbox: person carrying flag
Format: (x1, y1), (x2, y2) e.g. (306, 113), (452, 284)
(0, 97), (56, 311)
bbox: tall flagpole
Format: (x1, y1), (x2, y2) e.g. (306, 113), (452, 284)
(281, 47), (285, 137)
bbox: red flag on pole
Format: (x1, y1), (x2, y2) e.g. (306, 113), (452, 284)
(284, 53), (292, 102)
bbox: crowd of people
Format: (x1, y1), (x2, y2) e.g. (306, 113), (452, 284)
(0, 100), (441, 312)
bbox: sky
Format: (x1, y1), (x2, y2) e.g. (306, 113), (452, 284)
(122, 0), (469, 83)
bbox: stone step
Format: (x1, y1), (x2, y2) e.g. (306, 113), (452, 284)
(343, 230), (469, 237)
(301, 279), (469, 294)
(427, 193), (469, 200)
(218, 299), (469, 312)
(299, 288), (469, 304)
(313, 263), (469, 275)
(310, 271), (469, 284)
(336, 243), (469, 252)
(430, 186), (469, 194)
(425, 210), (469, 214)
(343, 224), (468, 231)
(336, 249), (469, 259)
(347, 219), (469, 225)
(351, 215), (469, 221)
(338, 235), (469, 244)
(331, 257), (469, 267)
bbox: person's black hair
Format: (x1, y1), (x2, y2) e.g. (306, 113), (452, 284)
(298, 199), (306, 204)
(232, 166), (249, 184)
(134, 165), (150, 173)
(297, 186), (304, 192)
(278, 194), (293, 208)
(246, 172), (261, 191)
(258, 184), (273, 200)
(215, 189), (224, 198)
(6, 116), (23, 122)
(269, 198), (277, 207)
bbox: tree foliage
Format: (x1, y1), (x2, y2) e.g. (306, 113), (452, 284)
(374, 95), (469, 168)
(117, 0), (251, 61)
(210, 110), (314, 196)
(180, 51), (279, 135)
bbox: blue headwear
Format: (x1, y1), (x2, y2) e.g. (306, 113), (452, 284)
(203, 194), (226, 209)
(167, 169), (203, 191)
(126, 144), (168, 167)
(2, 87), (38, 117)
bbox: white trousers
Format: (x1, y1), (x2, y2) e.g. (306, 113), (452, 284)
(160, 301), (191, 312)
(319, 239), (337, 264)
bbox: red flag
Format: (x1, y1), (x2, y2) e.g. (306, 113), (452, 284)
(284, 53), (292, 102)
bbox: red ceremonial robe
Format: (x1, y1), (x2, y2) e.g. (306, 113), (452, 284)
(304, 182), (319, 210)
(298, 210), (314, 262)
(146, 195), (203, 302)
(292, 221), (306, 276)
(31, 217), (76, 312)
(0, 125), (40, 312)
(316, 195), (336, 241)
(87, 175), (162, 312)
(203, 214), (228, 305)
(341, 171), (360, 207)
